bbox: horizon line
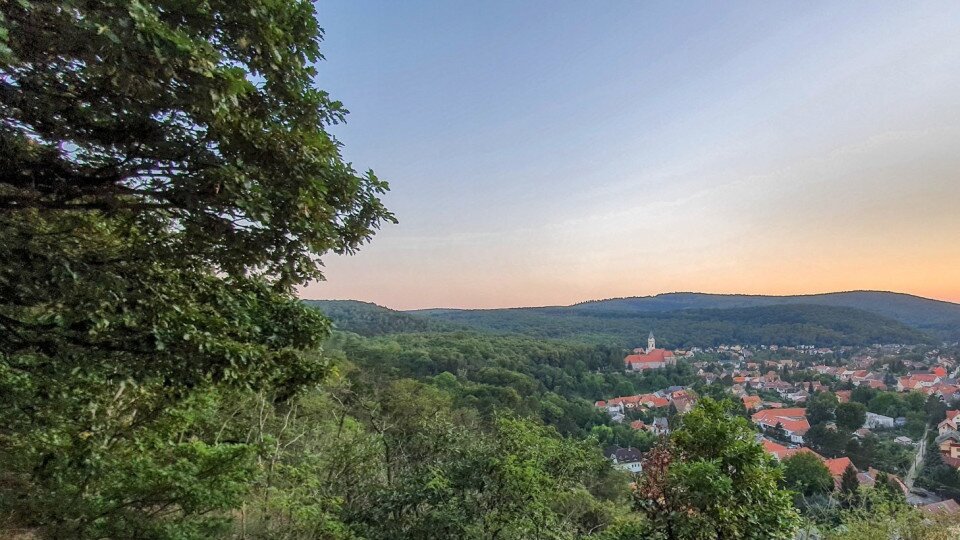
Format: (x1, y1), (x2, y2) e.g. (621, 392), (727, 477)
(300, 288), (960, 312)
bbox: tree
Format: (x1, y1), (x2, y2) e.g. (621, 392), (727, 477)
(0, 1), (393, 536)
(868, 393), (904, 418)
(836, 402), (867, 432)
(807, 391), (839, 426)
(0, 0), (395, 286)
(771, 422), (790, 443)
(840, 464), (860, 501)
(903, 391), (927, 413)
(807, 423), (851, 458)
(782, 452), (833, 497)
(851, 386), (878, 405)
(873, 471), (905, 502)
(634, 398), (800, 539)
(825, 496), (955, 540)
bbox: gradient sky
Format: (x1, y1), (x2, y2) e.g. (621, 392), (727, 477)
(300, 1), (960, 309)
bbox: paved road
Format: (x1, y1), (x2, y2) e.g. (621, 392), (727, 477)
(905, 427), (929, 490)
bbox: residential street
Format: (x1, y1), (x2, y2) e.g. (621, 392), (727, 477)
(905, 427), (929, 490)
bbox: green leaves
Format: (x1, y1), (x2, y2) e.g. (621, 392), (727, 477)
(0, 0), (394, 287)
(635, 398), (801, 539)
(783, 452), (834, 497)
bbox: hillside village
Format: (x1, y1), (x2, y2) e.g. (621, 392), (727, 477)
(596, 332), (960, 515)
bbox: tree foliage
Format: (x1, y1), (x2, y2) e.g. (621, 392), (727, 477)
(835, 402), (867, 432)
(0, 1), (393, 536)
(783, 452), (834, 497)
(806, 391), (839, 426)
(634, 398), (800, 539)
(0, 0), (394, 286)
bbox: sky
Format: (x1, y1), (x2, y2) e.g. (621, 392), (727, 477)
(300, 1), (960, 310)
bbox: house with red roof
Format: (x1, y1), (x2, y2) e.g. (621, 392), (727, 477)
(897, 374), (940, 392)
(760, 439), (823, 462)
(761, 442), (907, 494)
(937, 431), (960, 467)
(939, 410), (960, 435)
(751, 408), (810, 444)
(761, 439), (792, 460)
(856, 467), (908, 496)
(823, 457), (856, 490)
(742, 395), (762, 411)
(920, 498), (960, 516)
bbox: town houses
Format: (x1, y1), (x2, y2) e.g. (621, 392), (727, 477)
(595, 386), (697, 430)
(937, 410), (960, 470)
(751, 408), (810, 443)
(600, 336), (960, 509)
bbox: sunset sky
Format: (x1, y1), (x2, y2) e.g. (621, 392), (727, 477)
(301, 1), (960, 310)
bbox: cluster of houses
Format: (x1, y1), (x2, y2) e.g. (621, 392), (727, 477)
(760, 438), (910, 493)
(595, 386), (697, 429)
(602, 336), (960, 512)
(937, 410), (960, 470)
(751, 408), (810, 444)
(748, 401), (915, 445)
(595, 386), (697, 473)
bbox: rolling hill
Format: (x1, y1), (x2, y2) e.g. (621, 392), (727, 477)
(307, 291), (960, 347)
(303, 299), (464, 336)
(409, 303), (930, 348)
(568, 291), (960, 340)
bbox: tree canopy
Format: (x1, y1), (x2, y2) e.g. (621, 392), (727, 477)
(635, 398), (800, 539)
(783, 452), (834, 497)
(0, 0), (394, 286)
(0, 1), (393, 536)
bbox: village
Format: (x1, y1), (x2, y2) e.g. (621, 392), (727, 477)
(597, 332), (960, 516)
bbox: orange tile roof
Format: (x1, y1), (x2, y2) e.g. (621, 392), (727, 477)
(751, 408), (810, 435)
(760, 440), (823, 461)
(742, 396), (762, 409)
(824, 457), (855, 477)
(921, 498), (960, 515)
(625, 349), (675, 365)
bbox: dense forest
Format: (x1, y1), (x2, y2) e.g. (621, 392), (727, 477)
(410, 303), (928, 347)
(1, 2), (956, 539)
(570, 292), (960, 341)
(304, 300), (463, 336)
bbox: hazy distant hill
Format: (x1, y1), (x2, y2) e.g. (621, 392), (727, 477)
(411, 303), (929, 348)
(308, 291), (956, 347)
(303, 300), (461, 336)
(569, 291), (960, 340)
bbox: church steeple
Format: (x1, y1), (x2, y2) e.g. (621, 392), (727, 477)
(647, 331), (656, 353)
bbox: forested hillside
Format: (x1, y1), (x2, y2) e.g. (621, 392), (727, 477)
(327, 330), (694, 437)
(571, 291), (960, 340)
(304, 299), (461, 336)
(408, 303), (930, 348)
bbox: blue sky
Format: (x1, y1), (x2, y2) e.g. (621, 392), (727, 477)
(302, 1), (960, 309)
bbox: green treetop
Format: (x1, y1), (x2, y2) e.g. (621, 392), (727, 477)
(0, 0), (395, 287)
(635, 398), (800, 539)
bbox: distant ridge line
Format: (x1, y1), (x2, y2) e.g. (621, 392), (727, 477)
(572, 290), (960, 308)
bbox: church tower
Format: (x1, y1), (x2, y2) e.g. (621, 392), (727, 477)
(647, 331), (656, 353)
